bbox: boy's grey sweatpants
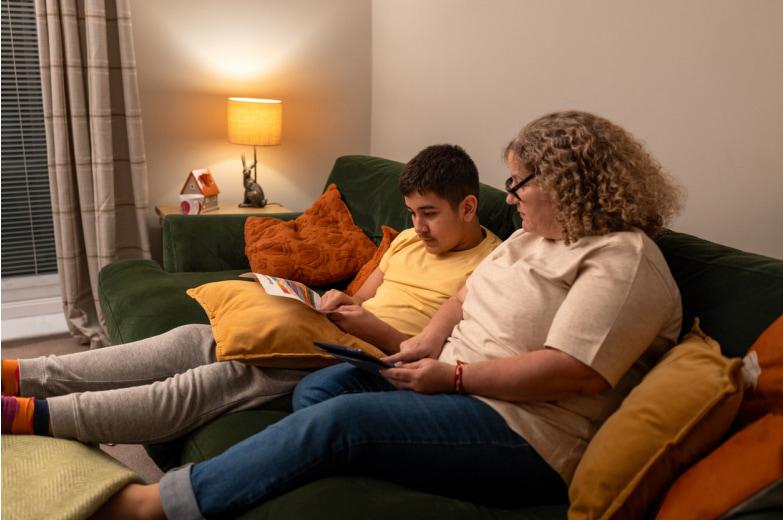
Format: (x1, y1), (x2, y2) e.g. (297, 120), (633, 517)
(17, 324), (308, 444)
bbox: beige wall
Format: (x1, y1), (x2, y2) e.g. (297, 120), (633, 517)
(131, 0), (371, 260)
(371, 0), (783, 259)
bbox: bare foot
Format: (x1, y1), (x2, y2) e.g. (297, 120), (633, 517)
(90, 483), (166, 520)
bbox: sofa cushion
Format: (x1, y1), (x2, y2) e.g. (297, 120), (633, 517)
(345, 225), (399, 296)
(175, 410), (569, 520)
(568, 322), (744, 520)
(162, 211), (299, 273)
(655, 412), (783, 520)
(656, 230), (783, 358)
(187, 279), (385, 367)
(245, 184), (376, 286)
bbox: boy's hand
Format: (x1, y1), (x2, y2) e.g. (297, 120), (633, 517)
(326, 304), (376, 336)
(317, 290), (355, 313)
(381, 359), (453, 394)
(384, 332), (445, 365)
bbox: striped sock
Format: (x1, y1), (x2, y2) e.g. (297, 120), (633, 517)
(1, 396), (50, 435)
(1, 359), (20, 396)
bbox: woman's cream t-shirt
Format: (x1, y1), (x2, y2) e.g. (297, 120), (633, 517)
(439, 228), (682, 483)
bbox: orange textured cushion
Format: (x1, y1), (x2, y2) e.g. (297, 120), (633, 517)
(187, 280), (385, 368)
(244, 184), (376, 286)
(345, 225), (399, 296)
(655, 413), (783, 520)
(568, 322), (744, 520)
(736, 314), (783, 427)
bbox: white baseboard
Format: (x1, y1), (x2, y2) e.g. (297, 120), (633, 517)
(1, 313), (69, 341)
(2, 274), (68, 341)
(2, 296), (63, 319)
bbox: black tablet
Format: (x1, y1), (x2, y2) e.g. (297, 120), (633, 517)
(313, 340), (393, 372)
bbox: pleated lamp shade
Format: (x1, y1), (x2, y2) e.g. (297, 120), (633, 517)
(227, 97), (282, 146)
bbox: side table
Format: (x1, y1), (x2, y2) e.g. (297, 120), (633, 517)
(155, 202), (292, 225)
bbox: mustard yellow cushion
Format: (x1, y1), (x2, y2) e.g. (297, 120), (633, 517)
(187, 280), (385, 368)
(568, 322), (744, 520)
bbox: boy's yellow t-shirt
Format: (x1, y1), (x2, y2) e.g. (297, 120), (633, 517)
(361, 227), (501, 335)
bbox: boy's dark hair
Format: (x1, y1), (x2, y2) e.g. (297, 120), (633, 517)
(399, 144), (480, 208)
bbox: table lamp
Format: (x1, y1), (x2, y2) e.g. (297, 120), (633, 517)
(227, 97), (282, 208)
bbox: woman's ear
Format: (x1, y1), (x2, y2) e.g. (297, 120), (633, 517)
(460, 194), (479, 220)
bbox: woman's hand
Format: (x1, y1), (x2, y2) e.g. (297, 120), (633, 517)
(381, 359), (454, 394)
(383, 332), (446, 365)
(317, 289), (355, 313)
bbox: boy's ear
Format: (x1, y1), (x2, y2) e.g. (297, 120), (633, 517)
(460, 194), (478, 220)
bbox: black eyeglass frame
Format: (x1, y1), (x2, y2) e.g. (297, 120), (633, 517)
(504, 173), (536, 200)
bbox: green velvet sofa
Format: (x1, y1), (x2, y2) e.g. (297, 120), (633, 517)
(98, 155), (783, 519)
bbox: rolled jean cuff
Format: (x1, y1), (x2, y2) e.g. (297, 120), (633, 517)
(159, 464), (204, 520)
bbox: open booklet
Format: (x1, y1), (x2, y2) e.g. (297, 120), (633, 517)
(240, 272), (326, 312)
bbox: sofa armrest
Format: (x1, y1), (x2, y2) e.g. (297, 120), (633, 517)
(99, 259), (251, 344)
(162, 212), (301, 272)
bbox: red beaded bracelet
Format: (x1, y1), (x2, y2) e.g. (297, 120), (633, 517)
(454, 360), (467, 394)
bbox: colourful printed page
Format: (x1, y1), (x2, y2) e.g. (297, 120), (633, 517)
(240, 273), (323, 311)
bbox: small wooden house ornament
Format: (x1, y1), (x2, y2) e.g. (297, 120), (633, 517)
(180, 168), (219, 213)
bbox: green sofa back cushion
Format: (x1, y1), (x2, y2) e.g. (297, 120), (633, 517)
(163, 213), (296, 273)
(325, 155), (520, 242)
(656, 230), (783, 358)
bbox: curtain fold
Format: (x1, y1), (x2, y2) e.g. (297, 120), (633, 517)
(35, 0), (151, 348)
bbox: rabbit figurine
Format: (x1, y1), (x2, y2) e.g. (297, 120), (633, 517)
(239, 154), (267, 208)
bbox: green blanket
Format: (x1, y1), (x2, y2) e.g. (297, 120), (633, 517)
(2, 436), (142, 520)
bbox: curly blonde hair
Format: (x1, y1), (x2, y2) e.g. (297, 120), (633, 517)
(506, 111), (683, 243)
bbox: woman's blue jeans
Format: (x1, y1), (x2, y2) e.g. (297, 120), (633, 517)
(159, 363), (567, 519)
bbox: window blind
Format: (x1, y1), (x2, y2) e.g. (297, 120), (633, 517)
(1, 0), (57, 278)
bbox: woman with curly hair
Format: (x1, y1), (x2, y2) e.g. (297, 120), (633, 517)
(98, 111), (684, 519)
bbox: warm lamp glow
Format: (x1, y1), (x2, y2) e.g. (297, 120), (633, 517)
(227, 97), (282, 146)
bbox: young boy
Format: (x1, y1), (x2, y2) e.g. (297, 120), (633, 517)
(2, 144), (501, 444)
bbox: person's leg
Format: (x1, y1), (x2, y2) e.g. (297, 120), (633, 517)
(2, 323), (308, 443)
(292, 362), (395, 410)
(160, 391), (567, 519)
(46, 361), (307, 443)
(15, 324), (217, 398)
(2, 324), (219, 436)
(90, 483), (166, 520)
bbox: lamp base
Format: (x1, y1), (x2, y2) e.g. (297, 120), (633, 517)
(240, 147), (268, 208)
(239, 199), (267, 208)
(239, 186), (267, 208)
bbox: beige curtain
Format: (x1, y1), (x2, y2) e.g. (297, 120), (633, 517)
(35, 0), (151, 348)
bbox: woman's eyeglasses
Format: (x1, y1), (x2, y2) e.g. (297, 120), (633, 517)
(504, 173), (536, 200)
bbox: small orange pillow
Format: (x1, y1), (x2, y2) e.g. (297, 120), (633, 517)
(345, 225), (399, 296)
(244, 184), (376, 286)
(655, 413), (783, 520)
(737, 314), (783, 427)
